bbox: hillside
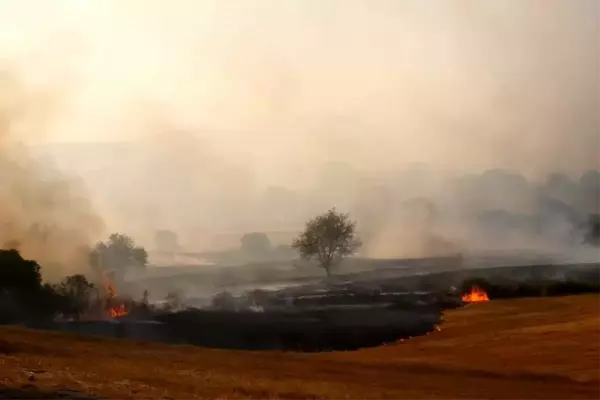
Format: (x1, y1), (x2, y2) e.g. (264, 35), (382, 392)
(1, 294), (598, 399)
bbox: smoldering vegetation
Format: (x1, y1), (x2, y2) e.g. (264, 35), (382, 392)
(34, 260), (600, 352)
(136, 261), (599, 352)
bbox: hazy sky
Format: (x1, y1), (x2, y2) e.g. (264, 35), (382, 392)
(0, 0), (598, 178)
(0, 0), (598, 265)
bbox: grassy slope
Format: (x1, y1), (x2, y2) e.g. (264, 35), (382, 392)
(0, 294), (598, 399)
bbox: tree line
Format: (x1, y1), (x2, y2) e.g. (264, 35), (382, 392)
(0, 207), (362, 325)
(0, 232), (149, 324)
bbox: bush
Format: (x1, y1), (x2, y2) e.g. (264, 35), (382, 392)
(53, 275), (97, 320)
(0, 249), (100, 323)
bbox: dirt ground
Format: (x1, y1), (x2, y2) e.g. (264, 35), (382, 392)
(1, 294), (598, 399)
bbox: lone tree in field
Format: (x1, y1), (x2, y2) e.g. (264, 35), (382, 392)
(292, 208), (361, 278)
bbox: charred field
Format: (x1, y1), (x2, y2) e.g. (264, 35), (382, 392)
(0, 293), (598, 399)
(30, 261), (600, 352)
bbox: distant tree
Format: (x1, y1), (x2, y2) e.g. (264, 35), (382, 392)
(292, 208), (361, 278)
(272, 244), (296, 261)
(54, 274), (96, 320)
(90, 233), (148, 277)
(542, 172), (577, 204)
(580, 214), (600, 246)
(580, 170), (600, 193)
(164, 290), (184, 312)
(240, 232), (272, 260)
(154, 230), (180, 253)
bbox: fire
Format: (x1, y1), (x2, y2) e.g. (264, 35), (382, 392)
(461, 286), (489, 303)
(102, 270), (129, 318)
(102, 270), (117, 298)
(108, 304), (128, 318)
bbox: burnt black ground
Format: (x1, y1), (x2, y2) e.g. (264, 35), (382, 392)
(0, 386), (103, 399)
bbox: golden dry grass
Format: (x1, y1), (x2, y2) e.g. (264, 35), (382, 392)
(1, 294), (598, 399)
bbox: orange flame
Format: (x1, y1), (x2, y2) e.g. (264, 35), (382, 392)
(461, 286), (489, 303)
(102, 270), (117, 297)
(108, 304), (128, 318)
(102, 270), (128, 318)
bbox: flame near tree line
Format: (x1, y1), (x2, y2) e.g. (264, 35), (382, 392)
(461, 286), (490, 303)
(108, 304), (127, 318)
(102, 270), (128, 318)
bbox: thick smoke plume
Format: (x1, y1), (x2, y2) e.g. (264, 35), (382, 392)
(0, 0), (597, 261)
(0, 65), (103, 280)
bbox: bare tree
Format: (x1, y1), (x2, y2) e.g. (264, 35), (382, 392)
(292, 208), (361, 278)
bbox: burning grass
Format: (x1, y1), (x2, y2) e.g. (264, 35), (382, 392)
(461, 285), (490, 302)
(0, 294), (598, 399)
(102, 270), (129, 319)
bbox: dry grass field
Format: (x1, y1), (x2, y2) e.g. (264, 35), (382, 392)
(1, 294), (598, 399)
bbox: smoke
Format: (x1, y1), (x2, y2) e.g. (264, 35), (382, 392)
(0, 64), (103, 280)
(0, 0), (597, 260)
